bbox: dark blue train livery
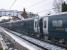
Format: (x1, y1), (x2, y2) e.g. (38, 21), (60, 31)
(0, 18), (40, 37)
(48, 14), (67, 40)
(39, 13), (67, 41)
(0, 12), (67, 43)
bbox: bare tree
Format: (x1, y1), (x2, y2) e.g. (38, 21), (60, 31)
(53, 0), (64, 13)
(62, 2), (67, 12)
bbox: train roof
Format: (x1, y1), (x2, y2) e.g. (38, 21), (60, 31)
(0, 20), (22, 24)
(41, 12), (67, 18)
(22, 17), (38, 21)
(0, 17), (39, 24)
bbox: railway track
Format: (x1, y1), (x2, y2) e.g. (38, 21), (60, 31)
(0, 32), (29, 50)
(3, 27), (67, 50)
(0, 27), (45, 50)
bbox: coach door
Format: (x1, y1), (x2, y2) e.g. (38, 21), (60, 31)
(34, 19), (38, 32)
(43, 17), (48, 34)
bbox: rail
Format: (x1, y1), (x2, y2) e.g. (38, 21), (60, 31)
(1, 27), (67, 50)
(0, 26), (44, 50)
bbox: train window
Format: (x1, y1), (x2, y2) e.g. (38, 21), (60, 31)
(44, 21), (46, 28)
(52, 20), (63, 27)
(52, 20), (57, 27)
(35, 21), (37, 27)
(58, 20), (63, 27)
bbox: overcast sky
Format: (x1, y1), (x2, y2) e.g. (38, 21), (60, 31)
(0, 0), (67, 16)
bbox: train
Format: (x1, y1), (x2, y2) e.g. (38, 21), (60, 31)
(0, 18), (40, 38)
(0, 12), (67, 43)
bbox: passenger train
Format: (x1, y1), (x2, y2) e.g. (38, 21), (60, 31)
(0, 12), (67, 44)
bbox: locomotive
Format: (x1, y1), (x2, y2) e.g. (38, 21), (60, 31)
(0, 12), (67, 43)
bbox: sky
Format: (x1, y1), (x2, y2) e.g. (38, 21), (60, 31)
(0, 0), (67, 16)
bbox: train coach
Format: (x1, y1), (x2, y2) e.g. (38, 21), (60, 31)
(39, 12), (67, 43)
(0, 17), (40, 37)
(0, 12), (67, 43)
(18, 18), (40, 37)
